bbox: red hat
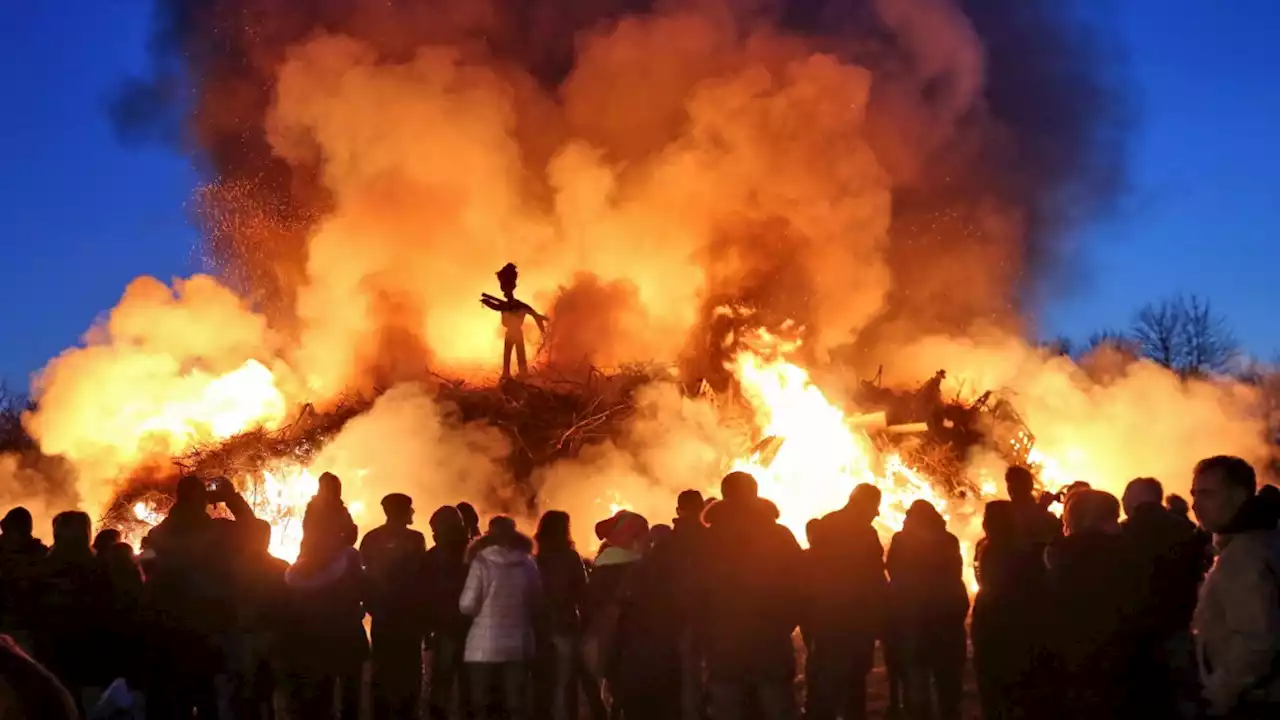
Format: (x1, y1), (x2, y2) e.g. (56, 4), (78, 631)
(594, 510), (649, 550)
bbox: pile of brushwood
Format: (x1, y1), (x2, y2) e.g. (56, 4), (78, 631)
(103, 364), (682, 527)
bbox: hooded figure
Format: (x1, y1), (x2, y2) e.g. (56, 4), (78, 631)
(887, 500), (969, 720)
(460, 517), (542, 720)
(698, 472), (803, 720)
(300, 472), (358, 564)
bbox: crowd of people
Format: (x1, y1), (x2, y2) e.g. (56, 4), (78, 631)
(0, 457), (1278, 720)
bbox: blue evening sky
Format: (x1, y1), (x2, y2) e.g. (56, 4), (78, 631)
(1, 0), (1278, 389)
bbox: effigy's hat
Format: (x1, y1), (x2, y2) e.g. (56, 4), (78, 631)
(497, 263), (518, 291)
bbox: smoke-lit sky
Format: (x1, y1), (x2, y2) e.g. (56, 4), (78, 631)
(1, 0), (1277, 387)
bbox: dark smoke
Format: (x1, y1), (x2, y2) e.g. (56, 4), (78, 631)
(114, 0), (1130, 365)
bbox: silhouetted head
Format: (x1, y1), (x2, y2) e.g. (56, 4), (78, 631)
(1065, 481), (1093, 497)
(982, 500), (1017, 542)
(317, 472), (342, 500)
(1005, 466), (1035, 503)
(805, 518), (822, 547)
(1257, 485), (1280, 527)
(457, 502), (481, 539)
(92, 529), (122, 554)
(535, 510), (573, 554)
(848, 483), (882, 523)
(649, 523), (672, 548)
(247, 519), (272, 555)
(904, 499), (945, 533)
(0, 507), (33, 539)
(1192, 455), (1257, 534)
(1063, 489), (1121, 536)
(676, 490), (705, 521)
(1122, 477), (1164, 518)
(52, 511), (91, 551)
(381, 493), (414, 526)
(720, 472), (758, 503)
(1165, 493), (1191, 519)
(429, 505), (467, 546)
(176, 475), (207, 506)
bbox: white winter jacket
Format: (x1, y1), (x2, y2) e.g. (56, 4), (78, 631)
(460, 544), (542, 663)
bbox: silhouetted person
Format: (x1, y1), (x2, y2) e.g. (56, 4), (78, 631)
(0, 634), (79, 720)
(805, 483), (886, 720)
(361, 493), (429, 720)
(972, 500), (1049, 720)
(460, 516), (542, 720)
(279, 526), (367, 720)
(613, 520), (684, 720)
(698, 472), (803, 720)
(581, 509), (648, 709)
(887, 500), (968, 720)
(459, 502), (483, 544)
(1121, 477), (1204, 719)
(143, 476), (255, 718)
(651, 489), (709, 720)
(93, 530), (145, 693)
(425, 506), (473, 720)
(1257, 484), (1280, 528)
(230, 519), (288, 720)
(1045, 489), (1138, 720)
(0, 508), (48, 651)
(1005, 466), (1061, 553)
(300, 471), (358, 564)
(533, 511), (603, 720)
(1191, 456), (1280, 718)
(32, 511), (112, 713)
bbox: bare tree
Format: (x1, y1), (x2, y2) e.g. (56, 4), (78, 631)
(1181, 294), (1240, 377)
(1084, 329), (1135, 355)
(1132, 299), (1183, 369)
(1130, 294), (1239, 378)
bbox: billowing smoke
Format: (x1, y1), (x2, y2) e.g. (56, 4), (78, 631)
(23, 0), (1151, 526)
(112, 0), (1129, 383)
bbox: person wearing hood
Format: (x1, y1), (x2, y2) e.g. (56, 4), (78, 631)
(300, 471), (358, 562)
(278, 503), (367, 720)
(0, 507), (48, 651)
(1044, 489), (1140, 720)
(425, 505), (474, 720)
(805, 483), (887, 720)
(1191, 456), (1280, 718)
(698, 471), (803, 720)
(460, 516), (542, 720)
(361, 493), (428, 720)
(886, 499), (968, 720)
(1120, 477), (1205, 719)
